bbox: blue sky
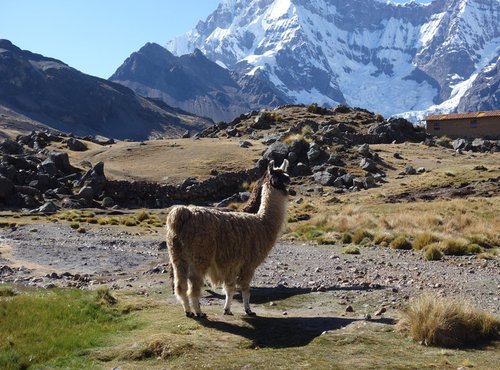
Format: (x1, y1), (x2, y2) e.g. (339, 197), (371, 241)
(1, 0), (221, 79)
(1, 0), (431, 79)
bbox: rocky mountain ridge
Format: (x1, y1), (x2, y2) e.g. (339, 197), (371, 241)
(0, 39), (212, 140)
(110, 42), (287, 122)
(166, 0), (500, 120)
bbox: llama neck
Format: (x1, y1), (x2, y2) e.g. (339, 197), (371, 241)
(257, 183), (288, 228)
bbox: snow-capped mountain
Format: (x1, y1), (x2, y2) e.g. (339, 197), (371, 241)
(167, 0), (500, 120)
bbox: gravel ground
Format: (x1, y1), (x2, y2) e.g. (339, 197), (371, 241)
(1, 223), (498, 315)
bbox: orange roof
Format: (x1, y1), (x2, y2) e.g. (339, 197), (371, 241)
(425, 110), (500, 121)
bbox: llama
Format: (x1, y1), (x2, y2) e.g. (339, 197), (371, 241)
(166, 159), (290, 318)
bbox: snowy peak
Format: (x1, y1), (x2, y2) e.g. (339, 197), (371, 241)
(166, 0), (500, 118)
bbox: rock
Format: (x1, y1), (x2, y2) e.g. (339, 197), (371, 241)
(452, 138), (467, 151)
(37, 201), (58, 214)
(226, 128), (240, 137)
(0, 139), (23, 154)
(404, 165), (417, 175)
(341, 173), (354, 187)
(287, 151), (298, 163)
(364, 175), (376, 188)
(393, 152), (402, 159)
(327, 154), (342, 165)
(158, 241), (167, 250)
(0, 175), (14, 199)
(333, 176), (344, 188)
(307, 142), (322, 162)
(92, 135), (114, 145)
(345, 305), (355, 312)
(416, 167), (426, 173)
(252, 113), (272, 129)
(313, 171), (335, 186)
(49, 152), (72, 173)
(77, 186), (94, 201)
(263, 141), (290, 164)
(374, 307), (387, 316)
(102, 196), (115, 208)
(0, 265), (14, 275)
(357, 143), (371, 157)
(67, 138), (87, 151)
(292, 162), (310, 177)
(39, 159), (58, 176)
(360, 158), (378, 173)
(182, 130), (191, 138)
(239, 140), (252, 148)
(353, 177), (365, 189)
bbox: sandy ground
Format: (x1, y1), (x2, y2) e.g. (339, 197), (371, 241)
(1, 223), (498, 316)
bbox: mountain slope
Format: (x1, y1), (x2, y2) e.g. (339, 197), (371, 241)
(0, 39), (211, 140)
(166, 0), (500, 118)
(110, 43), (287, 122)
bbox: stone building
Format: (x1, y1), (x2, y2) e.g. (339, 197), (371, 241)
(425, 111), (500, 139)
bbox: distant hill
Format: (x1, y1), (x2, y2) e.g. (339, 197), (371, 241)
(110, 43), (287, 122)
(0, 39), (212, 140)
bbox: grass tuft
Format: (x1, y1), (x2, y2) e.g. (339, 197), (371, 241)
(438, 238), (468, 255)
(413, 232), (441, 251)
(390, 235), (412, 250)
(423, 243), (444, 261)
(343, 246), (360, 255)
(398, 293), (500, 347)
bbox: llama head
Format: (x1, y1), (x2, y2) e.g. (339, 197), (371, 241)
(267, 159), (290, 193)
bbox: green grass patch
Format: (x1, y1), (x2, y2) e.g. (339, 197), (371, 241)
(424, 243), (444, 261)
(0, 287), (135, 369)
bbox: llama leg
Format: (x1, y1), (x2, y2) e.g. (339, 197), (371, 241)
(240, 281), (256, 316)
(188, 270), (206, 318)
(223, 282), (236, 315)
(172, 260), (193, 317)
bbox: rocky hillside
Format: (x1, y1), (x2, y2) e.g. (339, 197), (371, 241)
(166, 0), (500, 119)
(0, 40), (212, 140)
(110, 43), (287, 122)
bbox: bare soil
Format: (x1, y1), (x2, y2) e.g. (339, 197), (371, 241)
(1, 222), (498, 316)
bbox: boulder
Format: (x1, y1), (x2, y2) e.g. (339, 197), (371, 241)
(0, 139), (23, 154)
(0, 175), (14, 199)
(357, 143), (371, 157)
(49, 152), (72, 173)
(307, 142), (322, 162)
(263, 141), (290, 164)
(313, 171), (335, 186)
(360, 158), (378, 173)
(404, 165), (417, 175)
(67, 138), (87, 151)
(37, 201), (58, 214)
(292, 162), (310, 177)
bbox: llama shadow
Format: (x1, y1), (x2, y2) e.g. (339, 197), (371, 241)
(205, 284), (385, 304)
(199, 315), (396, 349)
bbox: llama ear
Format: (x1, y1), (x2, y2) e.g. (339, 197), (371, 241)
(268, 160), (275, 172)
(280, 159), (289, 172)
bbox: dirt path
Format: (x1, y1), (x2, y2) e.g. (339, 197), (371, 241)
(1, 223), (498, 315)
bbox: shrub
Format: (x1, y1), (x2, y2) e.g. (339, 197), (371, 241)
(373, 232), (393, 245)
(343, 246), (360, 255)
(77, 227), (86, 234)
(307, 103), (328, 115)
(398, 293), (500, 347)
(424, 243), (444, 261)
(439, 239), (468, 255)
(352, 229), (373, 244)
(341, 232), (352, 244)
(123, 218), (138, 227)
(390, 235), (412, 250)
(70, 222), (79, 230)
(466, 243), (483, 255)
(0, 286), (16, 297)
(413, 232), (440, 251)
(135, 210), (150, 222)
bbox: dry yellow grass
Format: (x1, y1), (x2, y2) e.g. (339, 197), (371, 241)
(398, 293), (500, 347)
(54, 138), (265, 185)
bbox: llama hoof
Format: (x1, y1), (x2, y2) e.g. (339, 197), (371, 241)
(223, 309), (233, 316)
(245, 310), (257, 316)
(185, 311), (195, 318)
(196, 312), (207, 319)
